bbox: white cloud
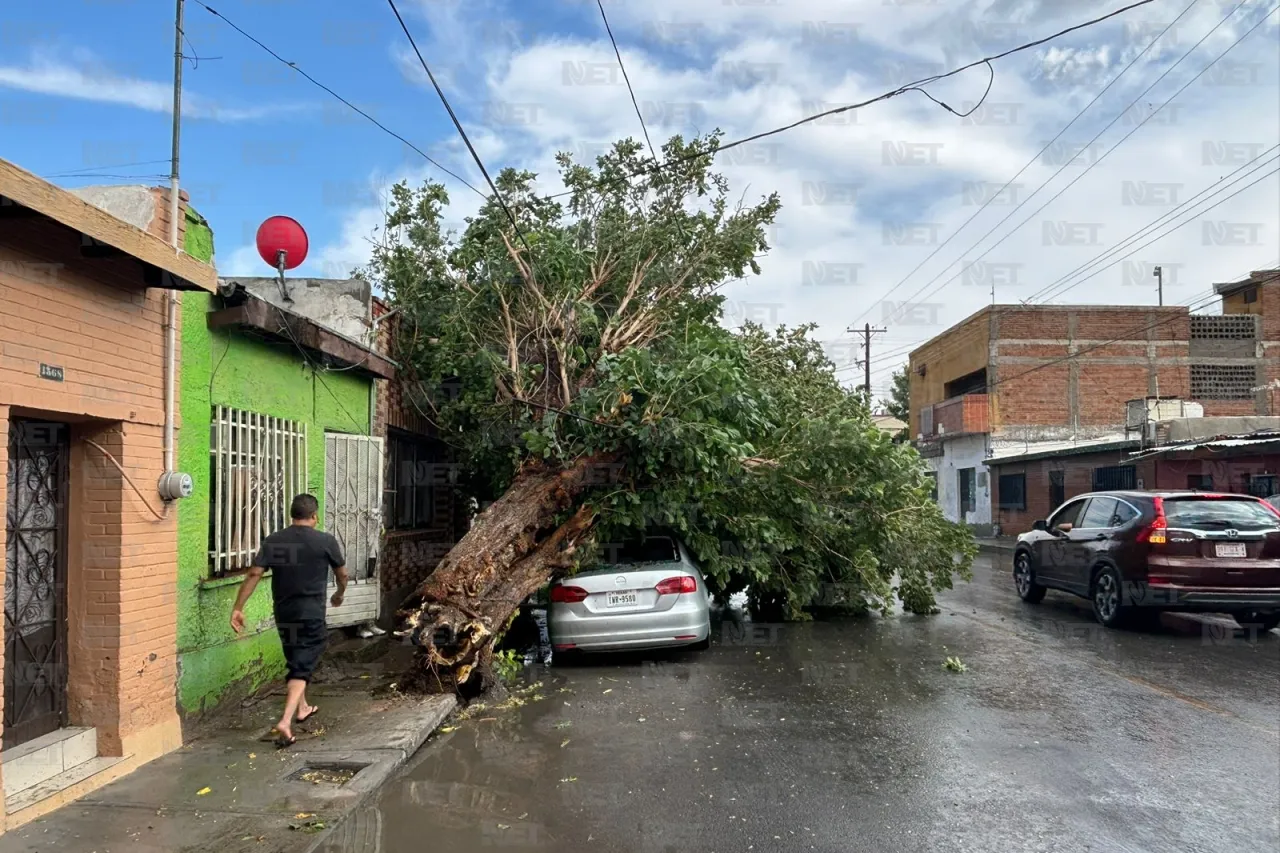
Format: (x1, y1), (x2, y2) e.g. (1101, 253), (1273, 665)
(0, 50), (305, 121)
(311, 0), (1279, 390)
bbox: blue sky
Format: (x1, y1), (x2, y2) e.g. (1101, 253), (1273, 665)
(2, 0), (1277, 396)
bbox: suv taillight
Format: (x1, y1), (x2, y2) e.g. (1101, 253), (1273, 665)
(655, 576), (697, 595)
(1137, 496), (1167, 545)
(550, 585), (588, 603)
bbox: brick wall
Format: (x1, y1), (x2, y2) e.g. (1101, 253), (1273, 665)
(990, 450), (1157, 535)
(0, 242), (172, 423)
(0, 210), (183, 815)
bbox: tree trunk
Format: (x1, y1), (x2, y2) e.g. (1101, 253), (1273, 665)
(395, 454), (614, 693)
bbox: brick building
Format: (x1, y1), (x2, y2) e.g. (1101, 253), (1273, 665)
(908, 269), (1280, 533)
(371, 297), (467, 625)
(0, 159), (215, 829)
(988, 425), (1280, 535)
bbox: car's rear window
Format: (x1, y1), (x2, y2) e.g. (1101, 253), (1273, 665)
(1164, 498), (1280, 531)
(608, 537), (679, 565)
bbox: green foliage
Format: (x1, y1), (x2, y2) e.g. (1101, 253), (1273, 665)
(365, 133), (973, 617)
(493, 649), (523, 684)
(943, 656), (968, 673)
(882, 366), (911, 424)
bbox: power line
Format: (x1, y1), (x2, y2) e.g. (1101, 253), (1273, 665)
(874, 251), (1277, 380)
(595, 0), (655, 160)
(870, 140), (1278, 365)
(890, 0), (1270, 317)
(192, 0), (484, 198)
(386, 0), (536, 260)
(543, 0), (1158, 200)
(845, 0), (1202, 329)
(43, 159), (173, 178)
(1031, 148), (1280, 303)
(870, 144), (1276, 368)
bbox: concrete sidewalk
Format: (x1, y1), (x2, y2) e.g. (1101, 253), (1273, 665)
(0, 641), (453, 853)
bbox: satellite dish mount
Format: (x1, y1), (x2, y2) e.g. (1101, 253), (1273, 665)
(255, 215), (309, 304)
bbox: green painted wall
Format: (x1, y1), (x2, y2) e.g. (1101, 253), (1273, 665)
(175, 228), (373, 716)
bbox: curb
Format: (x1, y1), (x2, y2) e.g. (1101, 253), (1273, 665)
(301, 694), (455, 853)
(976, 540), (1015, 556)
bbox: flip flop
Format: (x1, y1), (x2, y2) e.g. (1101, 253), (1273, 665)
(274, 731), (297, 749)
(296, 707), (320, 724)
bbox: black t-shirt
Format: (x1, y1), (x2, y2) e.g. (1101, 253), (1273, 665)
(252, 525), (345, 622)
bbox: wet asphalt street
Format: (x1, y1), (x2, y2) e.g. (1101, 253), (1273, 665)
(365, 552), (1280, 853)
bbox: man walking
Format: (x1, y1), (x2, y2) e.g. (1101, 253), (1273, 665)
(231, 493), (348, 747)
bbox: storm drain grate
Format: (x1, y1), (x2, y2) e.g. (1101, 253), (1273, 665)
(287, 762), (368, 785)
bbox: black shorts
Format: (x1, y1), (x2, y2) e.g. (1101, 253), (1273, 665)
(276, 617), (327, 682)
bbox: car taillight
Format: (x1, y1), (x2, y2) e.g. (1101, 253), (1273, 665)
(1137, 496), (1167, 545)
(550, 585), (588, 603)
(655, 576), (697, 595)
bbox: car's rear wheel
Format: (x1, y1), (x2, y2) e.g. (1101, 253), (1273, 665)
(1091, 565), (1133, 628)
(1013, 551), (1046, 603)
(690, 633), (711, 651)
(1236, 611), (1280, 634)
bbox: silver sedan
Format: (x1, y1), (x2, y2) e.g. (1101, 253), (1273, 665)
(548, 535), (711, 653)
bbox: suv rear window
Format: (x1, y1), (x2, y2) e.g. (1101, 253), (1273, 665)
(608, 537), (679, 565)
(1164, 498), (1280, 531)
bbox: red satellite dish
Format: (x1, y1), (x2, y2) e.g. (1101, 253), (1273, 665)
(256, 216), (309, 270)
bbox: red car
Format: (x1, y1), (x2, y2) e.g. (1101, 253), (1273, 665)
(1013, 491), (1280, 632)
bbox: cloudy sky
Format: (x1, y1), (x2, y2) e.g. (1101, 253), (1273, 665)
(2, 0), (1277, 398)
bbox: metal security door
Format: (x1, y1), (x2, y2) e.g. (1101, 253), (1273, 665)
(324, 433), (383, 627)
(4, 420), (69, 749)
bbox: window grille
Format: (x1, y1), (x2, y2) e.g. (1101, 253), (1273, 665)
(209, 406), (308, 575)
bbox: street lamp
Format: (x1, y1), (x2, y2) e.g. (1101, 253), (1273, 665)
(1153, 265), (1163, 306)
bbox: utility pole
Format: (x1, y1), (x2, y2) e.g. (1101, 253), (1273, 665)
(848, 322), (887, 401)
(162, 0), (184, 481)
(169, 0), (184, 249)
(1153, 265), (1163, 306)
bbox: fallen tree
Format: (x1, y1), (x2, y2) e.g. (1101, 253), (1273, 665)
(366, 135), (974, 692)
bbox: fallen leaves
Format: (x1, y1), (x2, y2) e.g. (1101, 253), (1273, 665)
(943, 656), (968, 673)
(559, 776), (578, 783)
(560, 738), (571, 748)
(196, 787), (212, 796)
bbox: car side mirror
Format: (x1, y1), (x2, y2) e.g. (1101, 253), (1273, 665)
(1032, 519), (1047, 531)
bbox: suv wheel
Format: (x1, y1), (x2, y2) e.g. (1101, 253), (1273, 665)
(1236, 611), (1280, 634)
(1013, 551), (1046, 603)
(1091, 565), (1132, 628)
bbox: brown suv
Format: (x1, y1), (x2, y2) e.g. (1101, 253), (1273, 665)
(1013, 491), (1280, 632)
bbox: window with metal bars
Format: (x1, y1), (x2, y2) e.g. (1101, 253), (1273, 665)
(998, 473), (1026, 510)
(1091, 465), (1136, 491)
(208, 406), (308, 576)
(384, 430), (450, 530)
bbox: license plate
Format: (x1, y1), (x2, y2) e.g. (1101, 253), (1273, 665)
(1216, 542), (1247, 558)
(606, 591), (638, 608)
